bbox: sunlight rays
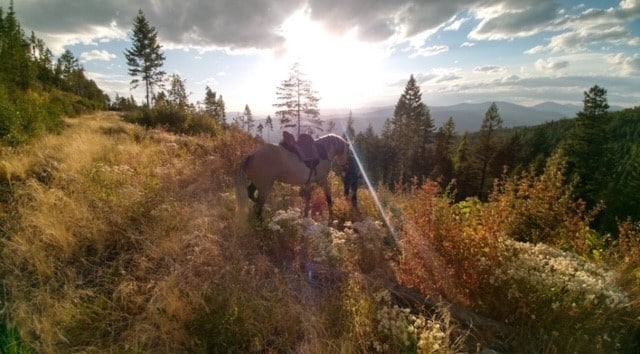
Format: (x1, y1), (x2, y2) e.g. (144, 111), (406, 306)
(278, 9), (387, 109)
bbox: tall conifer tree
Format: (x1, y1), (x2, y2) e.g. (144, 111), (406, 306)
(476, 102), (503, 199)
(274, 63), (321, 136)
(564, 85), (610, 205)
(124, 9), (165, 107)
(390, 74), (435, 182)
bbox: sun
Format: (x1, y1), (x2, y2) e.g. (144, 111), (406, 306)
(278, 10), (386, 110)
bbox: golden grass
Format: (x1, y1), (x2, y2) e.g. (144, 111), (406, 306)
(2, 111), (636, 353)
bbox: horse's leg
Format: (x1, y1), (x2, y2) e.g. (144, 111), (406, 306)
(300, 185), (312, 217)
(254, 183), (273, 221)
(320, 180), (333, 221)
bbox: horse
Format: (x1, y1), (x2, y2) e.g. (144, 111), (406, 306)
(236, 133), (349, 220)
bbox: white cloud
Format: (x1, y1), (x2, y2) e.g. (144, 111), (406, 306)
(469, 0), (559, 40)
(535, 58), (569, 72)
(524, 45), (547, 54)
(473, 65), (504, 74)
(607, 52), (640, 75)
(444, 16), (469, 31)
(80, 49), (117, 62)
(409, 45), (449, 57)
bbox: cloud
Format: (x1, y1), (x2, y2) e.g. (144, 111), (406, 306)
(469, 0), (559, 40)
(535, 58), (569, 72)
(307, 0), (476, 42)
(473, 65), (504, 74)
(11, 0), (301, 52)
(607, 52), (640, 75)
(409, 45), (449, 58)
(444, 16), (469, 31)
(11, 0), (639, 56)
(524, 45), (547, 54)
(80, 50), (117, 62)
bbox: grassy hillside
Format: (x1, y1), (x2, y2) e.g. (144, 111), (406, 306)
(1, 112), (638, 353)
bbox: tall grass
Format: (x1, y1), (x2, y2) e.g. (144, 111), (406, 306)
(0, 112), (638, 353)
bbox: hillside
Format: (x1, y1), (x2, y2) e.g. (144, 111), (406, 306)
(1, 112), (638, 353)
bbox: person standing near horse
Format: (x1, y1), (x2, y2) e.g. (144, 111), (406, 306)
(341, 149), (360, 214)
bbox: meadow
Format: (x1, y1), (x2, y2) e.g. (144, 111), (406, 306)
(0, 112), (638, 353)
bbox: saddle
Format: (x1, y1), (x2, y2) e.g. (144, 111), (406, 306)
(280, 131), (328, 181)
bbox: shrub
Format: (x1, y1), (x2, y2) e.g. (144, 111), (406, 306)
(398, 181), (505, 306)
(489, 150), (603, 256)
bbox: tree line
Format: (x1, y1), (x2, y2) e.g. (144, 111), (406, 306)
(351, 78), (639, 235)
(0, 3), (107, 145)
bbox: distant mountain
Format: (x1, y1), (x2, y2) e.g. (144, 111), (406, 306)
(246, 101), (626, 141)
(531, 102), (581, 118)
(336, 101), (582, 134)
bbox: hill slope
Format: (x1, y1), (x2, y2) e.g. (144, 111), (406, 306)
(0, 112), (637, 353)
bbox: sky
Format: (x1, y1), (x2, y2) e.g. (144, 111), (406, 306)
(4, 0), (640, 116)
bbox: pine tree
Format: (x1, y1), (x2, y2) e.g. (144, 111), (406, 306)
(355, 123), (384, 185)
(166, 73), (189, 110)
(475, 102), (503, 199)
(453, 131), (477, 200)
(256, 123), (264, 138)
(390, 74), (435, 182)
(204, 86), (226, 125)
(243, 104), (254, 133)
(0, 3), (32, 89)
(345, 110), (356, 141)
(564, 85), (610, 206)
(265, 115), (273, 140)
(124, 9), (165, 107)
(431, 117), (457, 185)
(274, 62), (321, 136)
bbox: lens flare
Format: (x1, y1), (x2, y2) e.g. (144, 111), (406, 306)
(342, 131), (399, 244)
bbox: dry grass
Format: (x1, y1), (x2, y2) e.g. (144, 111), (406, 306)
(1, 112), (637, 353)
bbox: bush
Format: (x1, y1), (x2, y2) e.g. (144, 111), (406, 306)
(397, 164), (640, 351)
(0, 88), (65, 146)
(489, 150), (603, 256)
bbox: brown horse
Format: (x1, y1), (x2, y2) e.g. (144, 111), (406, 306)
(236, 134), (348, 219)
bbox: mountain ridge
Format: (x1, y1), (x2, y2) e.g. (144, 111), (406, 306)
(238, 101), (626, 140)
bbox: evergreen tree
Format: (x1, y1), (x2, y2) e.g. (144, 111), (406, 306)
(475, 102), (503, 199)
(493, 131), (524, 176)
(453, 131), (477, 200)
(256, 123), (264, 138)
(243, 104), (254, 133)
(265, 115), (273, 140)
(380, 118), (400, 187)
(431, 117), (457, 185)
(345, 110), (356, 141)
(390, 74), (435, 183)
(274, 62), (321, 136)
(0, 3), (31, 89)
(124, 9), (166, 107)
(564, 85), (610, 206)
(204, 86), (226, 126)
(166, 73), (189, 110)
(354, 123), (383, 185)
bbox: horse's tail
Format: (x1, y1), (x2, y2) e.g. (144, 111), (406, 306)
(235, 154), (253, 214)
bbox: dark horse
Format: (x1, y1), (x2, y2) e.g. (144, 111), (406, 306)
(236, 134), (348, 219)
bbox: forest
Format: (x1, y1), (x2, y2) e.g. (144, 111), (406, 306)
(351, 76), (640, 235)
(1, 5), (639, 353)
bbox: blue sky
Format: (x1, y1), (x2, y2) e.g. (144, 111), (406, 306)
(5, 0), (640, 115)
